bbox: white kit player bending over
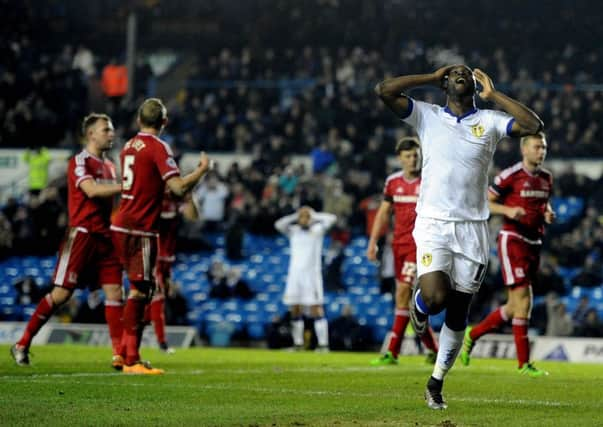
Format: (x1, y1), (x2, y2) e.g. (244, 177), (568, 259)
(275, 207), (337, 351)
(376, 64), (543, 409)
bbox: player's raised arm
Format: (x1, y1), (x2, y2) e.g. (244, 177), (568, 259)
(366, 200), (391, 262)
(473, 69), (543, 137)
(274, 213), (298, 235)
(166, 152), (211, 197)
(79, 179), (121, 198)
(312, 211), (337, 229)
(375, 65), (459, 117)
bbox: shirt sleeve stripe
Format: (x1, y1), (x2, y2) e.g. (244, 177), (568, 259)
(506, 118), (516, 136)
(399, 97), (414, 119)
(162, 169), (180, 181)
(76, 175), (93, 188)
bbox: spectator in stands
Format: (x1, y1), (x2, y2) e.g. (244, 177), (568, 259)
(310, 142), (335, 174)
(545, 293), (574, 336)
(323, 179), (353, 222)
(572, 296), (593, 328)
(165, 282), (188, 326)
(72, 44), (95, 80)
(101, 58), (128, 108)
(209, 266), (254, 300)
(14, 276), (47, 305)
(0, 213), (13, 260)
(329, 304), (372, 351)
(193, 172), (229, 231)
(23, 147), (51, 197)
(574, 309), (603, 337)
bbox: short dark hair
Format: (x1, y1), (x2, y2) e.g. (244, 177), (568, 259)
(81, 113), (110, 136)
(395, 136), (420, 153)
(520, 131), (546, 147)
(138, 98), (167, 130)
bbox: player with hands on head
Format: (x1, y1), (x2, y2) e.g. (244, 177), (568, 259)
(376, 63), (543, 409)
(275, 206), (337, 352)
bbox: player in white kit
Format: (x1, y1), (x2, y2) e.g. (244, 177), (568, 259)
(375, 65), (543, 409)
(275, 207), (337, 351)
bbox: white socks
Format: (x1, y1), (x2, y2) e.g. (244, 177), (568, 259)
(314, 317), (329, 348)
(291, 319), (304, 346)
(432, 323), (464, 380)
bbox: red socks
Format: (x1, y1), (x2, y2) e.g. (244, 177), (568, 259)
(17, 294), (55, 348)
(421, 326), (439, 353)
(470, 307), (508, 341)
(121, 297), (147, 365)
(388, 309), (409, 357)
(104, 301), (123, 356)
(149, 298), (166, 345)
(512, 318), (530, 368)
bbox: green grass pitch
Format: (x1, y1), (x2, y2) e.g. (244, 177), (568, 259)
(0, 345), (600, 426)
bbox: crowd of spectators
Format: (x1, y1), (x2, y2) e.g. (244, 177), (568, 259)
(1, 0), (602, 337)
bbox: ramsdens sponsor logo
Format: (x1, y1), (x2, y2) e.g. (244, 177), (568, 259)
(393, 195), (418, 203)
(520, 190), (549, 198)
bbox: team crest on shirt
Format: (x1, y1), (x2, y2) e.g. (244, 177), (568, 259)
(421, 253), (432, 267)
(166, 157), (177, 168)
(470, 124), (485, 137)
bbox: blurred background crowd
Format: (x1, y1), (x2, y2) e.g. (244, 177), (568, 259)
(1, 0), (602, 342)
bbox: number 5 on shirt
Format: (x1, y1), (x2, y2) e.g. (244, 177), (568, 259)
(122, 155), (135, 190)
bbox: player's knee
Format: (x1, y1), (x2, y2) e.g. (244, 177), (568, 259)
(130, 281), (154, 300)
(444, 290), (473, 331)
(417, 275), (449, 313)
(50, 286), (73, 306)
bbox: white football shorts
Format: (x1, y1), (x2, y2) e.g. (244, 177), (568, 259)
(412, 216), (489, 294)
(283, 269), (324, 305)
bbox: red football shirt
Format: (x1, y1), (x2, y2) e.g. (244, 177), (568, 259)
(68, 149), (116, 233)
(383, 171), (420, 247)
(112, 132), (180, 235)
(489, 162), (553, 241)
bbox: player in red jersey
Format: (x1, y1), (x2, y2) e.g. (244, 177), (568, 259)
(111, 98), (210, 374)
(367, 137), (439, 366)
(144, 188), (181, 354)
(11, 113), (124, 367)
(460, 132), (555, 377)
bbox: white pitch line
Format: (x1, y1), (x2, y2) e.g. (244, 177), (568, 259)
(0, 376), (573, 408)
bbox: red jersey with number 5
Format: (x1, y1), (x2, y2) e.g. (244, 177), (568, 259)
(489, 162), (553, 241)
(68, 149), (117, 233)
(111, 132), (180, 235)
(383, 171), (420, 248)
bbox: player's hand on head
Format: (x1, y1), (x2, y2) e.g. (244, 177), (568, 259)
(473, 69), (496, 100)
(505, 206), (526, 220)
(433, 64), (462, 87)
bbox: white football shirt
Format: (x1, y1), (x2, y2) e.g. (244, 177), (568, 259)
(275, 212), (337, 273)
(403, 98), (514, 221)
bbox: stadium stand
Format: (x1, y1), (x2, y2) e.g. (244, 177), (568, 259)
(1, 0), (603, 345)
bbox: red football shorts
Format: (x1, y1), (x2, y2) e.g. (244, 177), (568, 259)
(498, 232), (541, 287)
(392, 243), (417, 285)
(52, 227), (121, 289)
(112, 230), (158, 283)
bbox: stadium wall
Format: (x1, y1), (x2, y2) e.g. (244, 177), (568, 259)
(0, 322), (197, 349)
(1, 322), (602, 363)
